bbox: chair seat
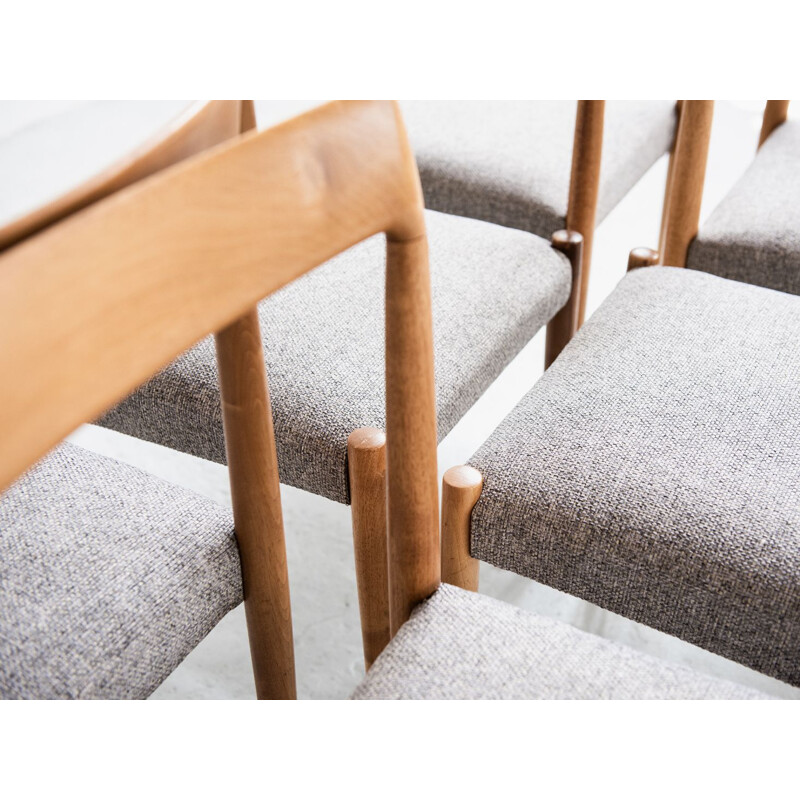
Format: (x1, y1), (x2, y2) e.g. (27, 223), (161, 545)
(100, 210), (571, 504)
(352, 584), (766, 699)
(0, 442), (241, 699)
(401, 101), (677, 239)
(0, 101), (191, 240)
(468, 267), (800, 686)
(688, 119), (800, 295)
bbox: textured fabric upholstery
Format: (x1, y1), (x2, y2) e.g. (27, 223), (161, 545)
(688, 119), (800, 295)
(352, 584), (767, 699)
(468, 267), (800, 686)
(100, 210), (570, 504)
(401, 101), (677, 239)
(0, 442), (242, 699)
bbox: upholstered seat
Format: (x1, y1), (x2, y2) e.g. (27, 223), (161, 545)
(401, 101), (677, 238)
(100, 210), (571, 504)
(352, 584), (766, 699)
(467, 267), (800, 686)
(688, 119), (800, 295)
(0, 442), (241, 699)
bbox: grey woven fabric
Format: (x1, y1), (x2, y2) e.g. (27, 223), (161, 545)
(100, 210), (570, 504)
(468, 267), (800, 686)
(0, 442), (242, 699)
(352, 584), (767, 699)
(401, 101), (677, 239)
(688, 119), (800, 295)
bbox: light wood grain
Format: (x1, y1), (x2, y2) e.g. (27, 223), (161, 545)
(544, 230), (584, 368)
(0, 101), (241, 252)
(658, 101), (682, 258)
(1, 99), (439, 693)
(660, 100), (714, 268)
(385, 233), (440, 636)
(348, 427), (390, 669)
(216, 310), (296, 699)
(566, 100), (604, 327)
(209, 100), (296, 699)
(0, 101), (424, 491)
(759, 100), (790, 148)
(440, 466), (483, 592)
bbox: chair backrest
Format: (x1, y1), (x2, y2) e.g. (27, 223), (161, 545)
(0, 100), (440, 684)
(0, 100), (241, 251)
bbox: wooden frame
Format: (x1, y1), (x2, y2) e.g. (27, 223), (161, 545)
(759, 101), (790, 149)
(544, 230), (584, 367)
(566, 100), (605, 328)
(0, 101), (241, 252)
(0, 100), (439, 697)
(658, 101), (714, 268)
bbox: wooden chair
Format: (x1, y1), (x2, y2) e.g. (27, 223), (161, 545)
(86, 101), (582, 671)
(0, 100), (437, 699)
(436, 101), (800, 691)
(0, 99), (769, 700)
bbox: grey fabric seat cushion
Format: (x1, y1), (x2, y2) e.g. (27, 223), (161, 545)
(401, 101), (677, 239)
(688, 119), (800, 295)
(468, 267), (800, 686)
(352, 584), (767, 699)
(100, 210), (570, 504)
(0, 442), (242, 699)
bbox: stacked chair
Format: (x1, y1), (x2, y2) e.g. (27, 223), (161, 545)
(92, 99), (679, 669)
(0, 101), (768, 699)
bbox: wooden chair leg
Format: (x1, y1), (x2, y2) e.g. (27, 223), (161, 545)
(759, 101), (790, 149)
(658, 100), (682, 259)
(627, 247), (660, 272)
(347, 427), (390, 670)
(216, 309), (296, 700)
(660, 101), (714, 268)
(441, 466), (483, 591)
(566, 100), (605, 328)
(545, 230), (584, 369)
(385, 234), (440, 637)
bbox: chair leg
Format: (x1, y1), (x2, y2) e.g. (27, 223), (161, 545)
(441, 465), (483, 591)
(545, 230), (584, 369)
(348, 427), (390, 670)
(658, 100), (682, 259)
(566, 100), (605, 328)
(759, 101), (790, 149)
(216, 309), (296, 700)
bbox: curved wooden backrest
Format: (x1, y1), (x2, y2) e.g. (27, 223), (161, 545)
(0, 100), (440, 667)
(0, 100), (241, 252)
